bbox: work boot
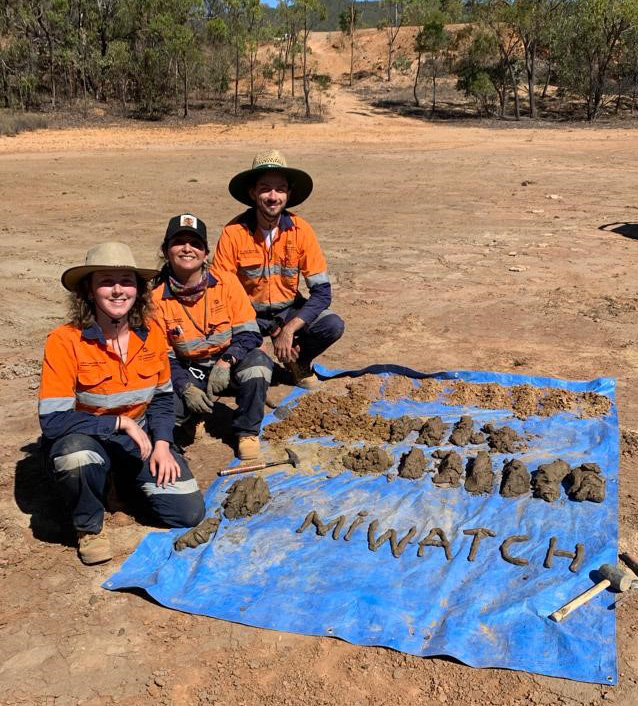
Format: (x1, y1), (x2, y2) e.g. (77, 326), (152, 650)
(77, 528), (113, 565)
(237, 435), (261, 461)
(265, 390), (279, 409)
(271, 362), (293, 386)
(287, 361), (320, 390)
(174, 416), (204, 448)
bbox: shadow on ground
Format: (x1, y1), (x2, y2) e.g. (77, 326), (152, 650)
(369, 99), (481, 122)
(14, 440), (74, 546)
(599, 222), (638, 240)
(13, 435), (205, 546)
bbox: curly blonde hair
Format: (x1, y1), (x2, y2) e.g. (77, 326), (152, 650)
(68, 273), (153, 330)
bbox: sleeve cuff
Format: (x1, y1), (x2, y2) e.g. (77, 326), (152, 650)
(295, 306), (319, 325)
(100, 416), (119, 440)
(153, 426), (174, 444)
(225, 344), (246, 362)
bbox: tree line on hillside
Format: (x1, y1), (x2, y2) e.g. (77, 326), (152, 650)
(1, 0), (637, 123)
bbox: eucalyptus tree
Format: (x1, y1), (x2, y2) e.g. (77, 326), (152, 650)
(339, 3), (359, 87)
(276, 0), (302, 97)
(377, 0), (414, 82)
(413, 13), (450, 112)
(504, 0), (561, 118)
(474, 0), (522, 119)
(293, 0), (325, 117)
(555, 0), (638, 120)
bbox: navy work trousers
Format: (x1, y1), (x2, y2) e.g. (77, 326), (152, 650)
(256, 303), (345, 368)
(46, 431), (205, 534)
(175, 348), (273, 437)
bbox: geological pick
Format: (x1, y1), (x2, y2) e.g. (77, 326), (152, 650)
(218, 447), (300, 477)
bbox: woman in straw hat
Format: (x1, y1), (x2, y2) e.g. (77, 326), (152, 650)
(39, 242), (205, 565)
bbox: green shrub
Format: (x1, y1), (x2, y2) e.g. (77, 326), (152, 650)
(0, 112), (48, 137)
(393, 53), (412, 75)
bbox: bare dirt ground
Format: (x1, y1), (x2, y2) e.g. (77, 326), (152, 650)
(2, 31), (638, 705)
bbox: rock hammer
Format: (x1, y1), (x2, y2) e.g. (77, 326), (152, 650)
(218, 447), (300, 477)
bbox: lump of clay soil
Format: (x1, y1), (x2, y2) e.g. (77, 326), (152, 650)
(262, 381), (390, 443)
(482, 423), (524, 453)
(417, 416), (448, 446)
(388, 415), (422, 443)
(500, 459), (530, 497)
(398, 448), (429, 479)
(342, 445), (393, 475)
(222, 476), (271, 520)
(464, 451), (495, 495)
(566, 463), (605, 503)
(449, 415), (474, 446)
(174, 514), (221, 551)
(449, 415), (485, 446)
(532, 459), (570, 503)
(432, 451), (463, 488)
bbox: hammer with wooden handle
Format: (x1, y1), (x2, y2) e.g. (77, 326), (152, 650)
(218, 447), (300, 477)
(549, 564), (633, 623)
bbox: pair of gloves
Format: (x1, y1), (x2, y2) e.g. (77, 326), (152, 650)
(182, 363), (231, 414)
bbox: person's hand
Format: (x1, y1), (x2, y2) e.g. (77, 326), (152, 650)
(207, 360), (231, 396)
(182, 383), (213, 414)
(272, 324), (300, 364)
(150, 440), (181, 487)
(118, 415), (153, 460)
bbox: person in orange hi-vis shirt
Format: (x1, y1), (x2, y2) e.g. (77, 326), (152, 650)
(213, 150), (345, 390)
(152, 214), (273, 462)
(39, 242), (205, 565)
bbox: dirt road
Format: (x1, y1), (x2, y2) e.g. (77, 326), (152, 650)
(1, 87), (638, 705)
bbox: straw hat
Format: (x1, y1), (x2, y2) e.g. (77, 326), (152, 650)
(228, 150), (313, 208)
(61, 242), (158, 292)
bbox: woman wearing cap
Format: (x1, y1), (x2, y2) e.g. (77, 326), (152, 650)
(151, 214), (273, 461)
(39, 242), (205, 565)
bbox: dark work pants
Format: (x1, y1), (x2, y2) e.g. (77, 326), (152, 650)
(175, 348), (273, 437)
(46, 432), (205, 534)
(256, 305), (345, 368)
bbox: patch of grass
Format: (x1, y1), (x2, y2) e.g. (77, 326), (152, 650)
(0, 112), (48, 137)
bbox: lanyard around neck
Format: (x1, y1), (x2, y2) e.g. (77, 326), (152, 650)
(179, 287), (209, 337)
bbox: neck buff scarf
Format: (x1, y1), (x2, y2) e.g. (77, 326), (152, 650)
(168, 267), (208, 304)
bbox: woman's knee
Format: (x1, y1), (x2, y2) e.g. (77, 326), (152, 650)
(48, 434), (108, 476)
(141, 451), (205, 527)
(242, 348), (274, 370)
(160, 492), (206, 528)
(235, 349), (274, 385)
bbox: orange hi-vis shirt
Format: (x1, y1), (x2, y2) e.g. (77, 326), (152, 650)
(151, 270), (261, 391)
(39, 321), (174, 442)
(213, 210), (331, 322)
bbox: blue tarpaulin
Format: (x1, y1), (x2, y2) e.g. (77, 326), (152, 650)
(104, 366), (618, 685)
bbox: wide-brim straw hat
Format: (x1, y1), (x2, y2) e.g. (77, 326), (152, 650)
(61, 242), (158, 292)
(228, 150), (313, 208)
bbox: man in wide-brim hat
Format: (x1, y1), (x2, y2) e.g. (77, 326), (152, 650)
(213, 150), (345, 389)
